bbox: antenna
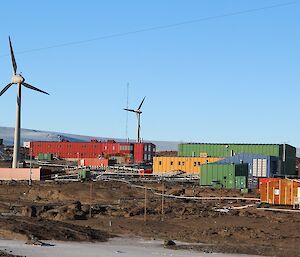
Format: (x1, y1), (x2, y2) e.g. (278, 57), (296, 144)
(125, 83), (129, 142)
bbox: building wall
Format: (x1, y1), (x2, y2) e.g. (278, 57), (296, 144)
(179, 143), (281, 157)
(200, 163), (248, 189)
(153, 157), (223, 174)
(259, 178), (300, 205)
(28, 140), (155, 164)
(134, 143), (156, 163)
(216, 153), (279, 178)
(0, 168), (41, 180)
(178, 143), (296, 176)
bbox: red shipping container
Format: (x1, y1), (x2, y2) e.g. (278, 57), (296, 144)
(79, 158), (109, 167)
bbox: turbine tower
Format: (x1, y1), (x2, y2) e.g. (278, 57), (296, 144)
(0, 37), (49, 168)
(124, 97), (145, 143)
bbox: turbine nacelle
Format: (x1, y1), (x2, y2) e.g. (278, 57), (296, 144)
(11, 74), (25, 84)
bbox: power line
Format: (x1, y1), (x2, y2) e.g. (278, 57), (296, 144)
(1, 0), (299, 57)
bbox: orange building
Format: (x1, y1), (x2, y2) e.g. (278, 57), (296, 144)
(259, 178), (300, 206)
(153, 157), (223, 174)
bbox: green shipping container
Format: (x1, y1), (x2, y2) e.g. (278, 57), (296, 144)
(200, 163), (248, 189)
(179, 143), (296, 176)
(38, 153), (53, 161)
(78, 169), (91, 180)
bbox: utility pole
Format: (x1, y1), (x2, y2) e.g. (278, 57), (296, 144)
(89, 182), (93, 218)
(161, 179), (164, 221)
(144, 186), (147, 223)
(29, 147), (32, 186)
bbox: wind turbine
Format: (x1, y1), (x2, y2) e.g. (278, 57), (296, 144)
(124, 96), (145, 143)
(0, 37), (49, 168)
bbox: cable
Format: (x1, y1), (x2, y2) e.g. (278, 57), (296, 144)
(1, 0), (299, 57)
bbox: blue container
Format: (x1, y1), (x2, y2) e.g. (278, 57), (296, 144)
(216, 153), (279, 188)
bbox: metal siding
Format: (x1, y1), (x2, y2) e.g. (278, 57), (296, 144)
(153, 157), (223, 174)
(30, 141), (155, 164)
(200, 163), (243, 188)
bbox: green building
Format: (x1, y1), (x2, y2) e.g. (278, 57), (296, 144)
(200, 163), (248, 189)
(179, 143), (296, 176)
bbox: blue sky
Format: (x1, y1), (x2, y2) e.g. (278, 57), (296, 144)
(0, 0), (299, 146)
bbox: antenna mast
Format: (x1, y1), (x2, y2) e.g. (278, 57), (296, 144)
(125, 83), (129, 142)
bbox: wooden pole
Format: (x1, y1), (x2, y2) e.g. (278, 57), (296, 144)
(144, 186), (147, 223)
(90, 182), (93, 218)
(161, 181), (164, 221)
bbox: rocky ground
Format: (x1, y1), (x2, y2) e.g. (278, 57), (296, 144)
(0, 180), (299, 257)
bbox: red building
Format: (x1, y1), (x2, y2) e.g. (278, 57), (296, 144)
(27, 140), (156, 164)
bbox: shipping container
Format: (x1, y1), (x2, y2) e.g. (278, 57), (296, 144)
(38, 153), (53, 161)
(215, 153), (279, 188)
(200, 163), (248, 189)
(78, 169), (91, 180)
(216, 153), (278, 177)
(79, 158), (109, 167)
(259, 178), (300, 206)
(178, 143), (296, 176)
(153, 157), (223, 174)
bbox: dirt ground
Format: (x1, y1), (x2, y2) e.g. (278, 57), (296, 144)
(0, 180), (299, 257)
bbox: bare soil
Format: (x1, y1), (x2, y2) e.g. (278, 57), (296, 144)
(0, 180), (299, 257)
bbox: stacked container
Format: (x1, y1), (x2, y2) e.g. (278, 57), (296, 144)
(178, 143), (296, 176)
(200, 163), (248, 189)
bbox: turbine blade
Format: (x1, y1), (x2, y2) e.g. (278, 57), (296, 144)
(22, 82), (49, 95)
(137, 96), (146, 110)
(9, 37), (17, 74)
(0, 83), (13, 96)
(124, 108), (136, 113)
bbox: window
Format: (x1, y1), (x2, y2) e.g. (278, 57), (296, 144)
(182, 161), (185, 166)
(148, 154), (151, 160)
(170, 161), (173, 165)
(159, 161), (162, 165)
(178, 161), (181, 165)
(112, 146), (115, 151)
(198, 162), (201, 166)
(193, 162), (197, 167)
(104, 146), (107, 150)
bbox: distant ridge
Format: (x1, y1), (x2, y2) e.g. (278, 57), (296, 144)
(0, 127), (179, 152)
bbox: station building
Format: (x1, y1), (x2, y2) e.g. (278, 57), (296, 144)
(25, 140), (156, 164)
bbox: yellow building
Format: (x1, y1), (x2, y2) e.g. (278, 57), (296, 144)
(153, 157), (223, 174)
